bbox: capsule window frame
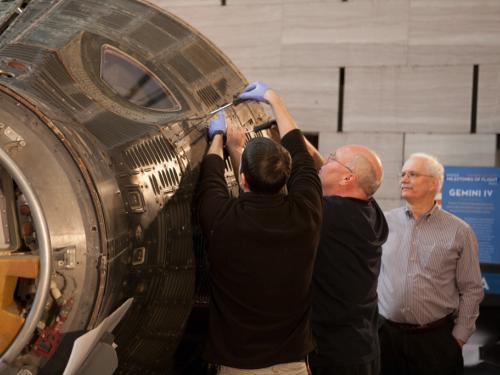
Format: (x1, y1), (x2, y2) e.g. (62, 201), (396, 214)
(99, 44), (181, 113)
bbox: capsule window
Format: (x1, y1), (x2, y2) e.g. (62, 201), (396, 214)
(100, 45), (180, 112)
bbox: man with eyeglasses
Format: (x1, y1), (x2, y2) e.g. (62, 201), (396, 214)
(377, 153), (484, 375)
(305, 143), (389, 375)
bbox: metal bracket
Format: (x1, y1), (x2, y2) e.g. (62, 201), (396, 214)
(131, 247), (145, 266)
(53, 247), (76, 269)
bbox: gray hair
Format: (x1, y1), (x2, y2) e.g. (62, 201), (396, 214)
(407, 152), (444, 192)
(351, 154), (381, 197)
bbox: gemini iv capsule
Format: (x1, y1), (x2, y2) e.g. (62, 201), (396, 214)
(0, 0), (270, 373)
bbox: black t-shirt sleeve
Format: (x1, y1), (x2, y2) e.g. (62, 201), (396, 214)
(198, 154), (230, 235)
(281, 129), (322, 212)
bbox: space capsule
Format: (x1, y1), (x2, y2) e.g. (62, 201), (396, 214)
(0, 0), (269, 373)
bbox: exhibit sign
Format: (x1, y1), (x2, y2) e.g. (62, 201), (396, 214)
(442, 166), (500, 294)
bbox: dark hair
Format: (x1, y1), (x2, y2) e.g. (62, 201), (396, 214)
(240, 137), (291, 194)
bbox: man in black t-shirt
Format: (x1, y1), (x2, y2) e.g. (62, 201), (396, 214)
(306, 144), (389, 375)
(198, 82), (322, 374)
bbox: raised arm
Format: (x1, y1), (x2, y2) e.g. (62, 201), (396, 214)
(207, 110), (226, 159)
(238, 81), (296, 138)
(303, 136), (325, 172)
(198, 110), (229, 234)
(238, 81), (322, 211)
(226, 124), (246, 182)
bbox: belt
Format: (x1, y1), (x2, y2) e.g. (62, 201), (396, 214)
(386, 314), (452, 332)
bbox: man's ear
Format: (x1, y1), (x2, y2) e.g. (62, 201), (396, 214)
(340, 173), (354, 186)
(431, 176), (440, 192)
(239, 173), (250, 192)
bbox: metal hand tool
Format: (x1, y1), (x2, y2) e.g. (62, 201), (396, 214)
(208, 98), (243, 115)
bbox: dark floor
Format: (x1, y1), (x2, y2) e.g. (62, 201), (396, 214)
(466, 363), (500, 375)
(175, 305), (500, 374)
(464, 303), (500, 374)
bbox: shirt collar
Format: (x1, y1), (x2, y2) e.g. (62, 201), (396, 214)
(404, 202), (440, 220)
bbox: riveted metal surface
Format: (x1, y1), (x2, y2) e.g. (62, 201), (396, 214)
(0, 0), (272, 372)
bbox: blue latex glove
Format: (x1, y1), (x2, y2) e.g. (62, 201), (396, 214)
(207, 110), (226, 140)
(238, 81), (269, 103)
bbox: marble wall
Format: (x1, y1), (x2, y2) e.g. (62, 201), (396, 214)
(152, 0), (499, 210)
(478, 64), (500, 134)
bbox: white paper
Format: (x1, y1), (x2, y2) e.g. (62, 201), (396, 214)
(62, 298), (133, 375)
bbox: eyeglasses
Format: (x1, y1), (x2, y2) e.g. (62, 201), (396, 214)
(328, 153), (353, 173)
(400, 171), (434, 179)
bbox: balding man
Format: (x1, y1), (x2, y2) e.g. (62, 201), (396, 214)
(377, 153), (484, 375)
(306, 144), (389, 375)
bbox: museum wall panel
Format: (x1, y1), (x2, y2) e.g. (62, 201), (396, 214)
(158, 0), (499, 203)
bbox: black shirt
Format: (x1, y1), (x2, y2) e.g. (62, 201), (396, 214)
(312, 196), (388, 366)
(198, 129), (322, 369)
